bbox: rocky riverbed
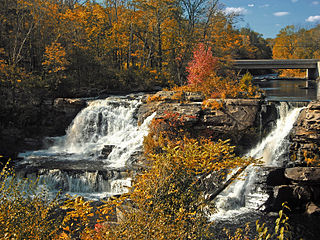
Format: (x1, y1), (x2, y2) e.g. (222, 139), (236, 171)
(3, 91), (320, 236)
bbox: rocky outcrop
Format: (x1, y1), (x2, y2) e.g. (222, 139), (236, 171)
(53, 98), (87, 117)
(266, 167), (320, 215)
(48, 98), (87, 135)
(139, 91), (277, 153)
(290, 101), (320, 163)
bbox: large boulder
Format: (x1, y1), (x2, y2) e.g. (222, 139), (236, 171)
(266, 166), (320, 213)
(53, 98), (87, 114)
(285, 167), (320, 183)
(0, 98), (87, 157)
(39, 98), (87, 136)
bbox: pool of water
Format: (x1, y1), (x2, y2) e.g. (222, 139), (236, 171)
(253, 77), (318, 102)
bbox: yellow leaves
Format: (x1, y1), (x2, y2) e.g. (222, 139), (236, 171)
(202, 99), (223, 110)
(42, 41), (69, 80)
(272, 25), (320, 78)
(0, 167), (62, 239)
(63, 226), (70, 232)
(303, 150), (320, 166)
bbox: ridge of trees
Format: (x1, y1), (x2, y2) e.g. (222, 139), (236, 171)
(272, 24), (320, 77)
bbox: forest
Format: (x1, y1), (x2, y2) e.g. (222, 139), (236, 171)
(0, 0), (270, 100)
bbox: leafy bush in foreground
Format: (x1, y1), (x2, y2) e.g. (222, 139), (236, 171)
(62, 112), (254, 239)
(0, 163), (62, 240)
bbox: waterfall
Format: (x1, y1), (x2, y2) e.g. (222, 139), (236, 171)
(211, 103), (303, 220)
(248, 103), (301, 166)
(18, 95), (155, 199)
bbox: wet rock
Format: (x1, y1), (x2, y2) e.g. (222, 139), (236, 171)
(306, 202), (320, 216)
(292, 185), (313, 202)
(100, 145), (115, 159)
(265, 166), (320, 213)
(15, 157), (114, 172)
(290, 101), (320, 163)
(285, 167), (320, 183)
(23, 137), (43, 150)
(138, 91), (275, 153)
(272, 185), (299, 210)
(185, 91), (205, 102)
(266, 168), (290, 186)
(53, 98), (87, 121)
(37, 98), (88, 137)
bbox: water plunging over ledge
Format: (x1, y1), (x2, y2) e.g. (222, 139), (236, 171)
(211, 102), (303, 221)
(17, 95), (155, 199)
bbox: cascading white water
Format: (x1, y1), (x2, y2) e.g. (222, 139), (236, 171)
(211, 103), (303, 220)
(34, 96), (155, 168)
(18, 95), (155, 199)
(248, 103), (301, 166)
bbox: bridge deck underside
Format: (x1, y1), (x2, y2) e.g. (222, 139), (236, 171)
(235, 65), (317, 69)
(234, 60), (319, 69)
(233, 59), (320, 80)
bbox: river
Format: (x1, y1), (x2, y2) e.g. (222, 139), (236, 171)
(253, 75), (318, 102)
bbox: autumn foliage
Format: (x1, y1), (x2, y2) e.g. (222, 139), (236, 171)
(186, 43), (219, 85)
(0, 163), (62, 239)
(178, 43), (261, 99)
(272, 24), (320, 78)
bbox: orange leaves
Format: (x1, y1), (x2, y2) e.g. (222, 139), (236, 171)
(202, 99), (223, 110)
(303, 150), (320, 166)
(42, 42), (68, 74)
(272, 24), (320, 78)
(42, 41), (69, 90)
(0, 167), (62, 240)
(273, 25), (298, 60)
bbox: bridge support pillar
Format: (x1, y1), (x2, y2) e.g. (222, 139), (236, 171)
(307, 62), (320, 80)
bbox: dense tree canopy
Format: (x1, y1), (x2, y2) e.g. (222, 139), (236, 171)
(272, 24), (320, 77)
(0, 0), (270, 96)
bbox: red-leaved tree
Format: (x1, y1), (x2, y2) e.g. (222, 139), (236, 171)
(186, 43), (219, 85)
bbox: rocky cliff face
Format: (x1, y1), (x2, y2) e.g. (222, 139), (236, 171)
(139, 91), (277, 153)
(265, 167), (320, 216)
(290, 101), (320, 164)
(0, 98), (87, 157)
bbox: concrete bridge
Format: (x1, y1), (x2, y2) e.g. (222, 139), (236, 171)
(234, 59), (320, 80)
